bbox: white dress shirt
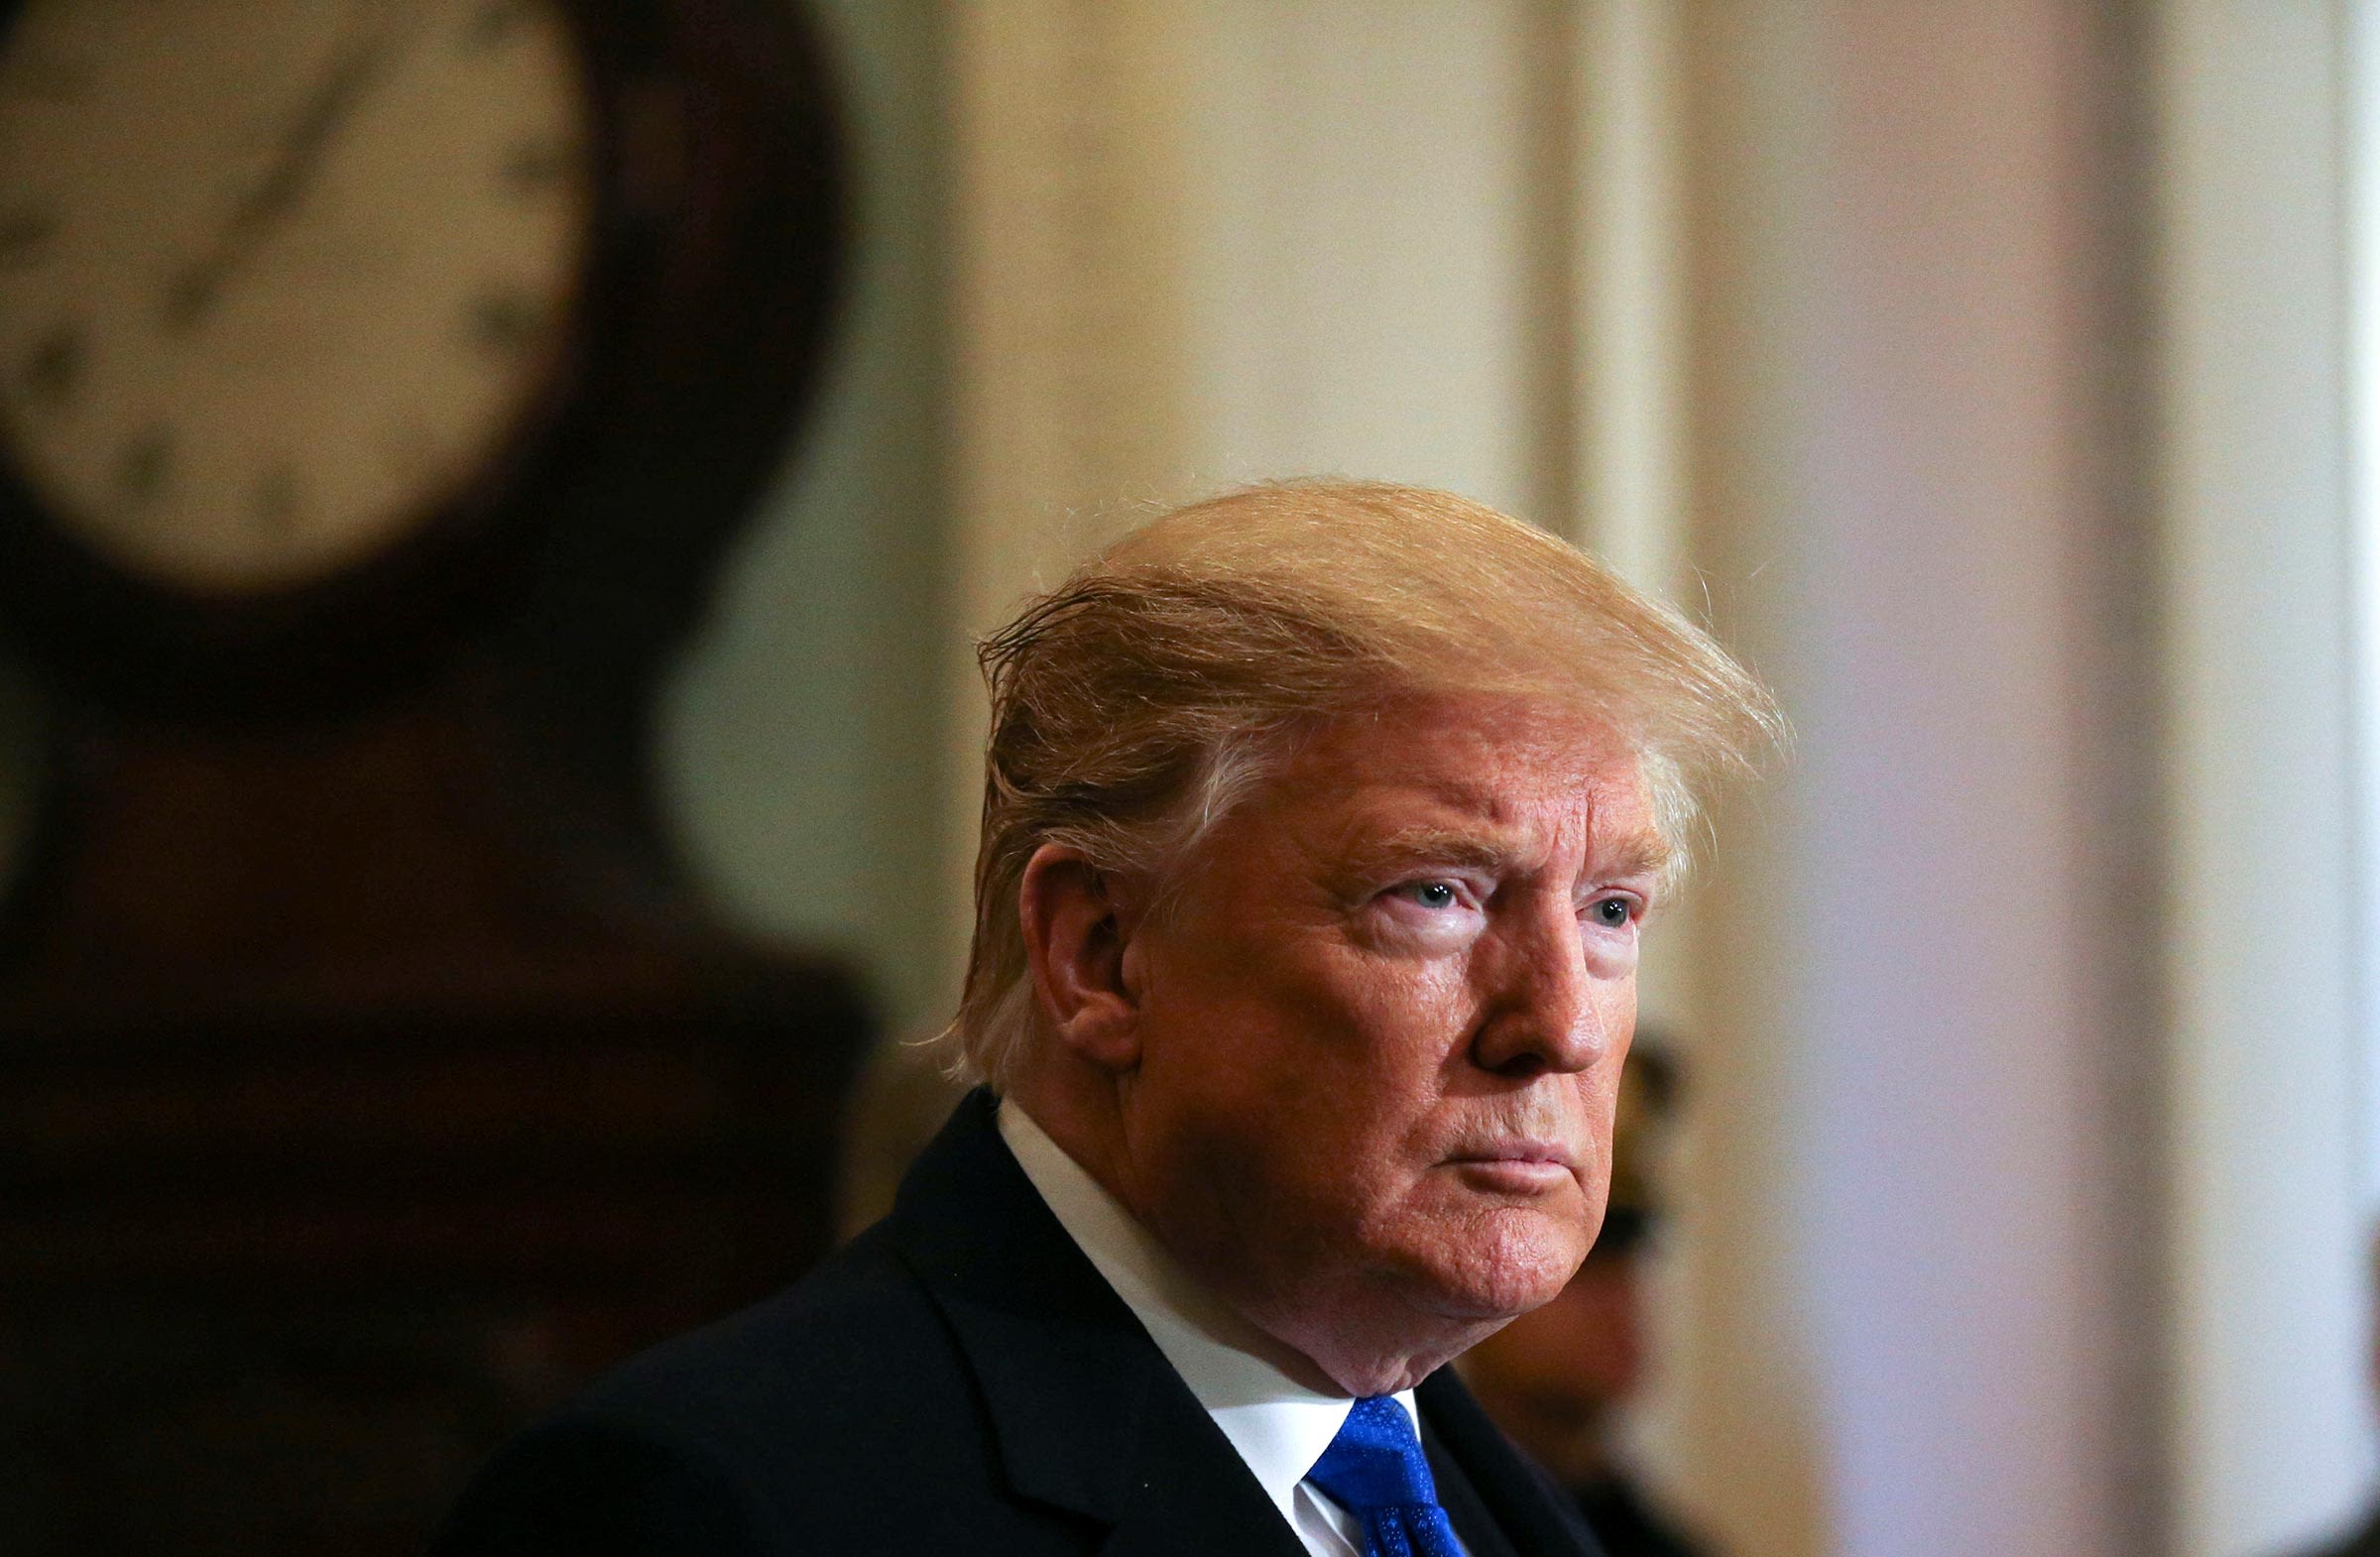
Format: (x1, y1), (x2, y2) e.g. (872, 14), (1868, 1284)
(998, 1100), (1443, 1557)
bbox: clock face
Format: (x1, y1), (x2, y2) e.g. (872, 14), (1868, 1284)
(0, 0), (595, 596)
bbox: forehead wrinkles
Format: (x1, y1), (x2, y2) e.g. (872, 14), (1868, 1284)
(1290, 759), (1665, 883)
(1205, 698), (1662, 880)
(1327, 790), (1663, 881)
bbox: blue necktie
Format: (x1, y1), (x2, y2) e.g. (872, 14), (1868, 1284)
(1304, 1395), (1467, 1557)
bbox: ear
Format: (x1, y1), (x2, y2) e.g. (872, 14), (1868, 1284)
(1018, 844), (1145, 1072)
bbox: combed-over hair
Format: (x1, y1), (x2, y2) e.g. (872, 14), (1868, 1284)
(937, 479), (1783, 1090)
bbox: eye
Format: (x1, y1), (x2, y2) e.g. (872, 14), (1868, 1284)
(1589, 896), (1636, 928)
(1401, 881), (1460, 910)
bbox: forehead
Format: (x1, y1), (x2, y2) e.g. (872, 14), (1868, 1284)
(1235, 697), (1661, 868)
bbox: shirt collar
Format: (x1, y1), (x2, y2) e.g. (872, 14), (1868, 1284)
(997, 1098), (1422, 1528)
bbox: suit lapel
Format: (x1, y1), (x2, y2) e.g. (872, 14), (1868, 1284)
(1418, 1371), (1602, 1557)
(1088, 1425), (1312, 1557)
(1426, 1411), (1523, 1557)
(890, 1091), (1308, 1557)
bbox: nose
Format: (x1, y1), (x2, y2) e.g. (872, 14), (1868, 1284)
(1469, 897), (1619, 1079)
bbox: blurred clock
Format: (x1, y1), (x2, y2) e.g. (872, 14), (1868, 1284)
(0, 0), (595, 597)
(0, 0), (841, 716)
(0, 10), (862, 1550)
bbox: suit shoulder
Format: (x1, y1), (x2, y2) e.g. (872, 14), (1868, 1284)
(438, 1227), (1013, 1552)
(576, 1226), (973, 1460)
(431, 1411), (772, 1557)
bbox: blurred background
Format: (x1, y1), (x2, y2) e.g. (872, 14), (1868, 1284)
(0, 2), (2369, 1556)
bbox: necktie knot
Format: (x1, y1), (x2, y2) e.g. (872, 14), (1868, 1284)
(1305, 1396), (1465, 1557)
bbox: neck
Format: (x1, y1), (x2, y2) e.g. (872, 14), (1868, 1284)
(1251, 1284), (1500, 1397)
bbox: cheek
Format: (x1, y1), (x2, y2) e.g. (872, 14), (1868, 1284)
(1211, 945), (1477, 1097)
(1133, 935), (1488, 1197)
(1324, 951), (1484, 1077)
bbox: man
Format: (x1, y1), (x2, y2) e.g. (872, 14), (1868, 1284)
(434, 480), (1780, 1557)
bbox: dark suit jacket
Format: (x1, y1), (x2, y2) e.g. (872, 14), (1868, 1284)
(433, 1089), (1601, 1556)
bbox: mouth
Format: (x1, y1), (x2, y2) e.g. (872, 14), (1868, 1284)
(1443, 1139), (1579, 1194)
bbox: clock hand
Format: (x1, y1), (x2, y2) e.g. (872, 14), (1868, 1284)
(164, 7), (416, 332)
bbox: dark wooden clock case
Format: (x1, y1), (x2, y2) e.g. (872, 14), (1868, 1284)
(0, 3), (873, 1553)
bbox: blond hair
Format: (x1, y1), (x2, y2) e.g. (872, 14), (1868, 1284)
(940, 480), (1783, 1089)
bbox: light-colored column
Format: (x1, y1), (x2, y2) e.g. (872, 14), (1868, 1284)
(1170, 0), (1536, 518)
(2163, 3), (2375, 1552)
(1567, 0), (1688, 602)
(1670, 13), (1832, 1556)
(940, 0), (1200, 985)
(1680, 4), (2157, 1554)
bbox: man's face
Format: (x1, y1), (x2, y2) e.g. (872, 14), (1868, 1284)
(1110, 697), (1661, 1376)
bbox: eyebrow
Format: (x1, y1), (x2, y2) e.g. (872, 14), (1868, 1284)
(1338, 822), (1674, 886)
(1340, 825), (1524, 880)
(1599, 830), (1674, 883)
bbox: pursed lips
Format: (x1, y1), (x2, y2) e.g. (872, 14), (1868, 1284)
(1446, 1138), (1576, 1167)
(1440, 1138), (1581, 1191)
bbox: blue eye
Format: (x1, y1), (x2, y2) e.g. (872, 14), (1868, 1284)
(1591, 897), (1633, 927)
(1410, 882), (1458, 909)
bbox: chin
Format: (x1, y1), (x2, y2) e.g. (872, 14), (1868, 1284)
(1403, 1209), (1589, 1322)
